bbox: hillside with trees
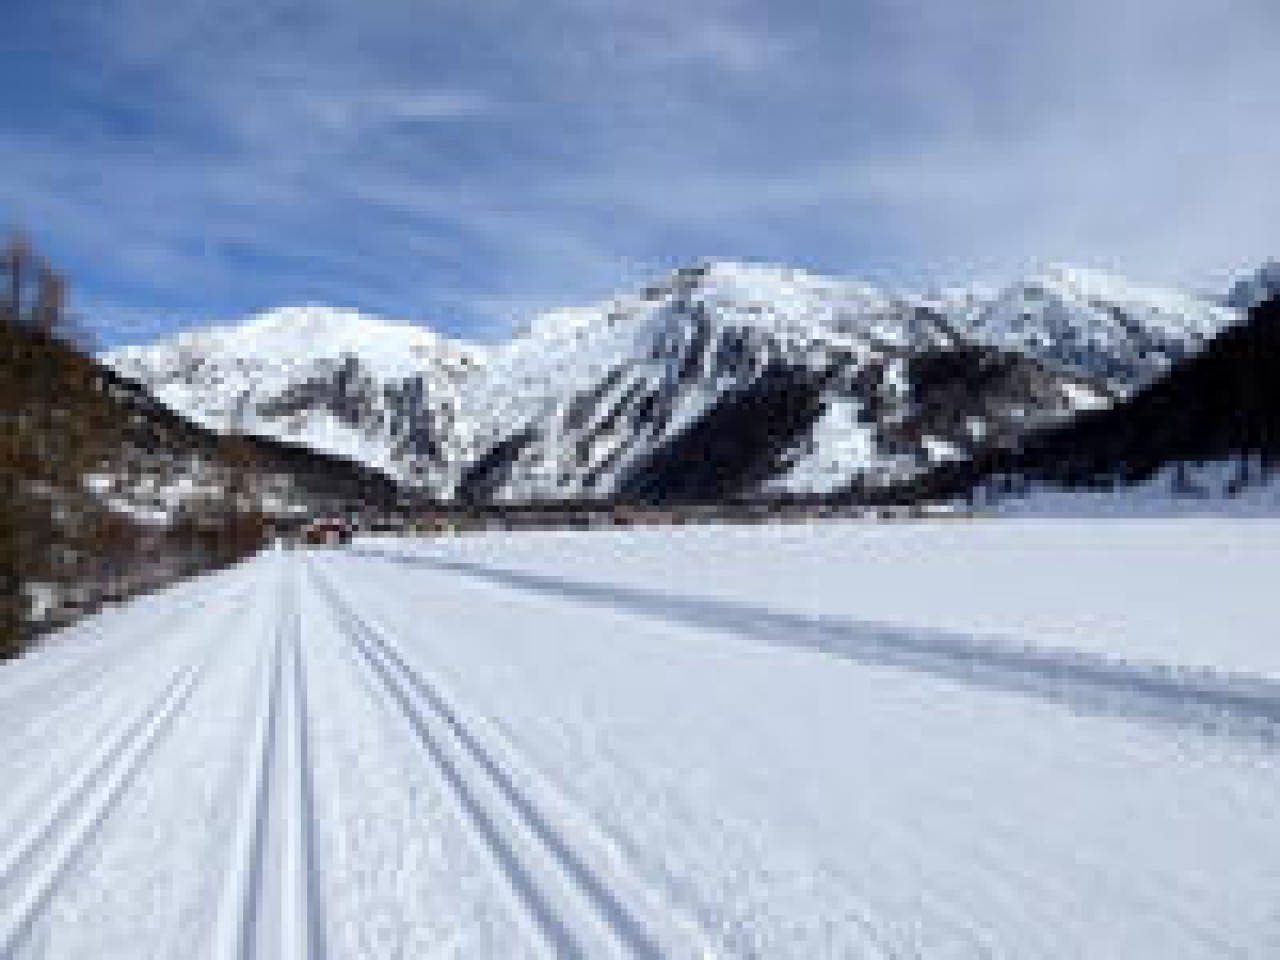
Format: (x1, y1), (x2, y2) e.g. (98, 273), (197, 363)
(1, 234), (405, 655)
(894, 295), (1280, 506)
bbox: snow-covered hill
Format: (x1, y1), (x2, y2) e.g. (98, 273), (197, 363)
(106, 261), (1251, 501)
(107, 307), (484, 490)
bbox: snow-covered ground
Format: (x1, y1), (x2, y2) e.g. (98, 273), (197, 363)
(4, 520), (1280, 957)
(989, 462), (1280, 520)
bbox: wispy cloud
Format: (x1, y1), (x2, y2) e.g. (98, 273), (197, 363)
(2, 0), (1276, 345)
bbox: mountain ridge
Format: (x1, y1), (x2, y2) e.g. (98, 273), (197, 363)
(103, 259), (1257, 502)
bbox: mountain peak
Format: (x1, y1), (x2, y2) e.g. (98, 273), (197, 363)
(104, 305), (486, 488)
(1226, 260), (1280, 310)
(124, 305), (487, 384)
(240, 303), (381, 335)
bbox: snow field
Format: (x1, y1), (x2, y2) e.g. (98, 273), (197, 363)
(2, 521), (1279, 957)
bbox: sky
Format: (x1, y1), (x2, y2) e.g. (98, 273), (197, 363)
(2, 0), (1277, 346)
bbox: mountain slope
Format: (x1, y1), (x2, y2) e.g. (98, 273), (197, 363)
(107, 307), (483, 491)
(98, 363), (405, 519)
(956, 264), (1233, 385)
(905, 295), (1280, 505)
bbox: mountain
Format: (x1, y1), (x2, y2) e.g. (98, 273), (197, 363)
(106, 261), (1249, 503)
(106, 306), (483, 490)
(904, 295), (1280, 505)
(454, 262), (1115, 502)
(955, 264), (1232, 386)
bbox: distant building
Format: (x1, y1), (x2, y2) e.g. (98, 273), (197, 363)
(302, 518), (353, 546)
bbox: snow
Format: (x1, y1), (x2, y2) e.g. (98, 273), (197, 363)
(383, 517), (1280, 683)
(772, 399), (878, 493)
(1057, 378), (1109, 410)
(920, 435), (964, 462)
(3, 520), (1280, 956)
(980, 461), (1280, 519)
(112, 305), (481, 382)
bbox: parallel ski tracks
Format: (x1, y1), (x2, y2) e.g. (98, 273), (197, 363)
(307, 557), (705, 960)
(0, 590), (239, 956)
(0, 578), (249, 751)
(212, 553), (324, 960)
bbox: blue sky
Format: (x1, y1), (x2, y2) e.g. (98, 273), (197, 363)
(2, 0), (1277, 346)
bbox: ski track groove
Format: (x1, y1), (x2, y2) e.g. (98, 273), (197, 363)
(0, 598), (231, 956)
(306, 556), (679, 960)
(213, 552), (324, 960)
(0, 578), (247, 747)
(211, 583), (284, 960)
(286, 556), (327, 960)
(0, 585), (254, 840)
(357, 549), (1280, 746)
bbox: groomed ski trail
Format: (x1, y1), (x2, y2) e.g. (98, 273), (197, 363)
(0, 589), (244, 956)
(4, 522), (1280, 958)
(307, 556), (712, 960)
(212, 553), (324, 960)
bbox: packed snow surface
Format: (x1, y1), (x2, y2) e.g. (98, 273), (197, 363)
(4, 519), (1280, 957)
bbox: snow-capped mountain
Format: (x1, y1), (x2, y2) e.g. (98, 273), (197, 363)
(1226, 260), (1280, 311)
(452, 262), (1114, 501)
(107, 306), (484, 490)
(957, 264), (1233, 385)
(106, 261), (1252, 502)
